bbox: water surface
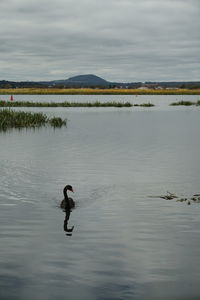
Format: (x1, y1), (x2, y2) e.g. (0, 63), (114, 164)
(0, 104), (200, 300)
(1, 94), (200, 110)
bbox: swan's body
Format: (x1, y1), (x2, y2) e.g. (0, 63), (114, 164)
(60, 185), (75, 210)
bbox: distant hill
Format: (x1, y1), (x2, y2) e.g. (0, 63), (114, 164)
(44, 74), (111, 88)
(0, 74), (199, 89)
(66, 74), (109, 86)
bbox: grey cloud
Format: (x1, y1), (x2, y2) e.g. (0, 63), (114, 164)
(0, 0), (199, 81)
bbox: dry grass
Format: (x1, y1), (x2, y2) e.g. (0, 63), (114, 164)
(0, 88), (200, 95)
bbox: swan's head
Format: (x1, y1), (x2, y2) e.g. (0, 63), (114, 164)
(65, 185), (74, 193)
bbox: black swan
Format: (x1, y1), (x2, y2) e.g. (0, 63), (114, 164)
(60, 185), (75, 210)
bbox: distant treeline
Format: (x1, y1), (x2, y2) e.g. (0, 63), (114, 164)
(0, 80), (200, 89)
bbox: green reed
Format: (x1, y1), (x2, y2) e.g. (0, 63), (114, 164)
(0, 100), (133, 107)
(0, 109), (66, 131)
(133, 103), (155, 107)
(0, 100), (156, 108)
(170, 100), (200, 106)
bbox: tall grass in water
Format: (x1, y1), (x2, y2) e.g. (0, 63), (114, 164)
(48, 117), (66, 127)
(0, 100), (155, 108)
(0, 109), (66, 131)
(0, 100), (133, 108)
(170, 100), (200, 106)
(133, 103), (155, 107)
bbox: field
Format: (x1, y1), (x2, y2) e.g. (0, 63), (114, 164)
(0, 88), (200, 95)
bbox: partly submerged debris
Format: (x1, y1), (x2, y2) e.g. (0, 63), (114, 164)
(160, 191), (178, 200)
(148, 191), (178, 200)
(149, 192), (200, 205)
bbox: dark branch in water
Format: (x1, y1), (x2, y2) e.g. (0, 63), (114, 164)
(148, 191), (200, 205)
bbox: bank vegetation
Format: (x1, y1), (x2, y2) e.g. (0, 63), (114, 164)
(0, 88), (200, 95)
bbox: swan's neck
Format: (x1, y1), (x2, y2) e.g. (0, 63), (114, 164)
(63, 187), (68, 199)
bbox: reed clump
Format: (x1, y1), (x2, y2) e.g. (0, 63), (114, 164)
(0, 100), (156, 108)
(170, 100), (200, 106)
(133, 103), (155, 107)
(48, 117), (66, 127)
(0, 100), (133, 108)
(0, 109), (66, 131)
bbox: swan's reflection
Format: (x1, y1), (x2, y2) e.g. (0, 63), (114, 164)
(63, 209), (74, 236)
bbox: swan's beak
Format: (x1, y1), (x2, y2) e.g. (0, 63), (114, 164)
(71, 188), (74, 193)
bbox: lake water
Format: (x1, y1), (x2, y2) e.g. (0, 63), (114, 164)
(0, 95), (200, 300)
(0, 93), (200, 109)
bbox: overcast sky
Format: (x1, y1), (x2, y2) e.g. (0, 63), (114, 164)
(0, 0), (199, 82)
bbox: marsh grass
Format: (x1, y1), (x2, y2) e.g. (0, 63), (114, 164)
(0, 100), (155, 108)
(0, 100), (132, 107)
(0, 88), (200, 95)
(170, 100), (200, 106)
(48, 117), (66, 127)
(0, 109), (66, 131)
(133, 103), (155, 107)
